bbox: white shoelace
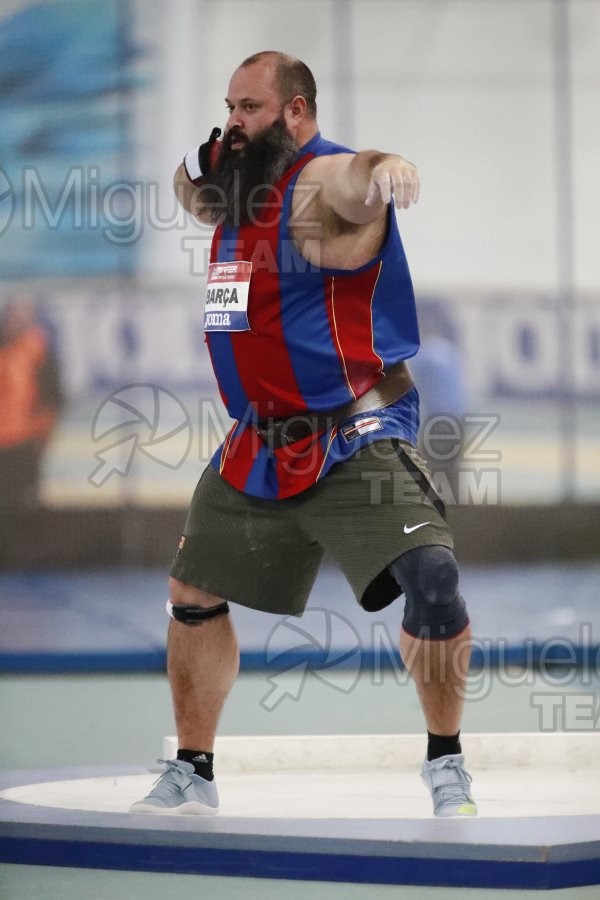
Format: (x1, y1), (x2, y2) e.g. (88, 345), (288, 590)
(432, 758), (473, 803)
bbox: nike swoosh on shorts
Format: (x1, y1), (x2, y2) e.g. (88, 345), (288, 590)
(403, 522), (431, 534)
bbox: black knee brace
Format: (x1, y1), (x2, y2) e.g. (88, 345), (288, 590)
(388, 545), (469, 640)
(166, 600), (230, 625)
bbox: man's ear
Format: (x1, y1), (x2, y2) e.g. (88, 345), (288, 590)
(287, 94), (308, 122)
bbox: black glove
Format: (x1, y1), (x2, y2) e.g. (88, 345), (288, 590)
(199, 127), (222, 176)
(183, 127), (222, 184)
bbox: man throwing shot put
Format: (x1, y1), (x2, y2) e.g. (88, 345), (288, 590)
(131, 51), (477, 818)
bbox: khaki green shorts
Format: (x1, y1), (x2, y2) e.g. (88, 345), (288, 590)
(170, 439), (453, 616)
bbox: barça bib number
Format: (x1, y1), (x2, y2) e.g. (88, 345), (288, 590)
(204, 260), (252, 332)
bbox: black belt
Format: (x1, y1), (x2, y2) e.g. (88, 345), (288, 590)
(255, 361), (414, 449)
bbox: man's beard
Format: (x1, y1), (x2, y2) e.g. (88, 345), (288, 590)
(209, 116), (298, 227)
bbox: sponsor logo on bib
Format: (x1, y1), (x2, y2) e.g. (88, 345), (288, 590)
(204, 260), (252, 332)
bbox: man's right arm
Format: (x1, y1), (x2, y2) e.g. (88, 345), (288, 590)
(173, 127), (223, 224)
(173, 164), (218, 225)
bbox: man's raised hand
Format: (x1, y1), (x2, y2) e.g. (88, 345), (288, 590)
(365, 156), (420, 210)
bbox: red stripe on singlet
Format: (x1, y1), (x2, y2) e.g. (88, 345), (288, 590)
(218, 424), (257, 491)
(224, 156), (317, 419)
(273, 432), (327, 499)
(323, 263), (385, 399)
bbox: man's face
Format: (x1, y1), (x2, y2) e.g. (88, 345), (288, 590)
(208, 61), (299, 227)
(224, 60), (294, 147)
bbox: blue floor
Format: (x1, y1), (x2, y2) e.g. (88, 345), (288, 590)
(1, 563), (599, 673)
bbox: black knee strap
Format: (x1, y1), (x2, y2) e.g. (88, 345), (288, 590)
(389, 545), (469, 640)
(166, 600), (230, 625)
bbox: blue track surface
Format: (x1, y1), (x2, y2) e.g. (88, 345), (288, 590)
(1, 563), (599, 674)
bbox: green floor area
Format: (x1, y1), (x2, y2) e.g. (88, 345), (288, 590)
(2, 669), (599, 771)
(1, 866), (599, 900)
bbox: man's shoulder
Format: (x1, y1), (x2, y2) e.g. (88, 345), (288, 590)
(295, 136), (354, 186)
(295, 132), (355, 162)
(311, 135), (355, 157)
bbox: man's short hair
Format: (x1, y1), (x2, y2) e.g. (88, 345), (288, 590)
(240, 51), (317, 118)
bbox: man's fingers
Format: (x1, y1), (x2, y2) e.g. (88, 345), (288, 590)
(365, 172), (391, 206)
(393, 164), (419, 209)
(392, 172), (407, 208)
(364, 180), (379, 207)
(411, 169), (420, 204)
(365, 161), (419, 209)
(378, 173), (393, 205)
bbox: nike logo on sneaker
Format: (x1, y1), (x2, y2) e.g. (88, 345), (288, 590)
(403, 522), (431, 534)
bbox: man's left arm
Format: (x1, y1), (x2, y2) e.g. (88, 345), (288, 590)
(306, 151), (420, 225)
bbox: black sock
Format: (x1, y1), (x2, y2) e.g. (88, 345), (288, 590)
(177, 748), (214, 780)
(427, 730), (461, 761)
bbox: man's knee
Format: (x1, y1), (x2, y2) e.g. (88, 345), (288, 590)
(389, 545), (469, 640)
(167, 577), (230, 625)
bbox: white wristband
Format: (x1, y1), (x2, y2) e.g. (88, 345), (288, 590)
(183, 147), (202, 182)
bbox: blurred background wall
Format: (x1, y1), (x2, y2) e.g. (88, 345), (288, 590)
(0, 0), (599, 565)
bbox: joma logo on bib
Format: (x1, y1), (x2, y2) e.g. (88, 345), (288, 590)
(204, 260), (252, 332)
(205, 312), (232, 327)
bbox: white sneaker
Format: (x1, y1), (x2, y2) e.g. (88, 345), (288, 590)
(129, 759), (219, 816)
(420, 753), (478, 817)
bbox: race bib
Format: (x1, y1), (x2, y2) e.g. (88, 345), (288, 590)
(204, 260), (252, 332)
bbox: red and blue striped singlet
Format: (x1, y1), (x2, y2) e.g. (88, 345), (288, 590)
(205, 132), (421, 499)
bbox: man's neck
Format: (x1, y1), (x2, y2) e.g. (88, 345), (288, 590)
(296, 122), (319, 150)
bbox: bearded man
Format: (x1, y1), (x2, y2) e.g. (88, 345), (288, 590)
(131, 51), (477, 819)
